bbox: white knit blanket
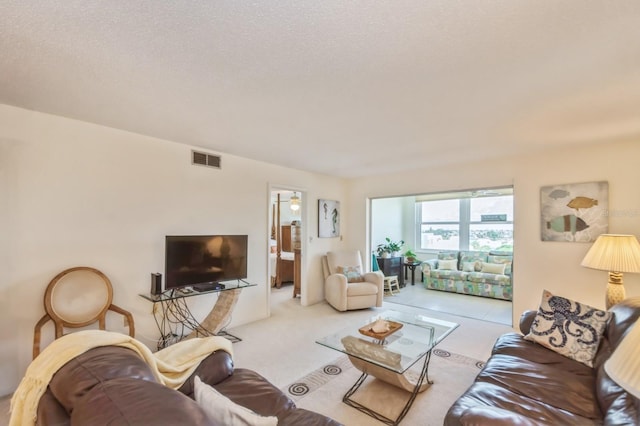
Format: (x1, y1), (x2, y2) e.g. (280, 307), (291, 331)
(9, 330), (233, 426)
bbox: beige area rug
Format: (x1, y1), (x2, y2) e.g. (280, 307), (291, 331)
(282, 348), (485, 426)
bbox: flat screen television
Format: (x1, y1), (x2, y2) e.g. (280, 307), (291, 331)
(164, 235), (248, 291)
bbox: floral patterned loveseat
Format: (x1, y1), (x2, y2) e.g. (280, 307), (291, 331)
(422, 250), (513, 301)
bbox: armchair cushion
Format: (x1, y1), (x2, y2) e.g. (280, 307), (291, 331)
(336, 265), (364, 283)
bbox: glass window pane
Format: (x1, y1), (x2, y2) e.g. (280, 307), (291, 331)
(470, 196), (513, 222)
(421, 200), (459, 222)
(421, 224), (459, 250)
(469, 223), (513, 252)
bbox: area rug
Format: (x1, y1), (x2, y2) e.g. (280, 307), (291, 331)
(282, 348), (485, 425)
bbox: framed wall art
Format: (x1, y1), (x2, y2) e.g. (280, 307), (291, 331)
(540, 181), (608, 242)
(318, 199), (340, 238)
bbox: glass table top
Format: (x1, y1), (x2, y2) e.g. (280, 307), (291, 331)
(315, 310), (459, 374)
(139, 280), (257, 302)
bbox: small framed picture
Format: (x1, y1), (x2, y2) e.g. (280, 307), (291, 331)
(318, 199), (340, 238)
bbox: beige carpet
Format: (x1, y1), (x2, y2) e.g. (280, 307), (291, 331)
(282, 348), (485, 425)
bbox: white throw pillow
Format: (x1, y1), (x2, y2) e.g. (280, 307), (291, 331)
(193, 376), (278, 426)
(438, 259), (458, 270)
(462, 261), (480, 272)
(480, 262), (506, 274)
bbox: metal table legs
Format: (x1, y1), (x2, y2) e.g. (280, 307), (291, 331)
(342, 350), (433, 425)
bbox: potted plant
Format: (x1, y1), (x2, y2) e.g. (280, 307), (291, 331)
(404, 249), (419, 263)
(376, 237), (404, 258)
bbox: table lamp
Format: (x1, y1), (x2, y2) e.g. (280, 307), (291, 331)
(604, 318), (640, 399)
(581, 234), (640, 309)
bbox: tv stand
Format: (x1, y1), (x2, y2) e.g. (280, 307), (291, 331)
(139, 281), (256, 350)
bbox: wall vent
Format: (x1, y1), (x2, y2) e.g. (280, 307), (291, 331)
(192, 150), (221, 169)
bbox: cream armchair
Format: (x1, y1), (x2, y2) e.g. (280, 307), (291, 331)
(321, 250), (384, 312)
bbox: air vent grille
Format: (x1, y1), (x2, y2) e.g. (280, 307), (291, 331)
(192, 150), (221, 169)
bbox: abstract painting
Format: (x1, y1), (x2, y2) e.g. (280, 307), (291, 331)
(318, 199), (340, 238)
(540, 181), (608, 242)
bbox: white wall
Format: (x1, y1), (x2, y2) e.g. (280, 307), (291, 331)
(371, 197), (404, 254)
(371, 196), (417, 257)
(0, 104), (348, 396)
(347, 139), (640, 328)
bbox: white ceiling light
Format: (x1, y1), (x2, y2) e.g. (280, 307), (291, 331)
(290, 192), (300, 211)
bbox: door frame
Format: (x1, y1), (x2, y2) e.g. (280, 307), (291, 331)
(267, 184), (306, 315)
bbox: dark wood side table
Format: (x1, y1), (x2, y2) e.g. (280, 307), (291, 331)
(403, 261), (422, 286)
(376, 256), (405, 287)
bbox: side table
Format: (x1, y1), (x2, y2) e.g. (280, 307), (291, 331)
(403, 261), (422, 286)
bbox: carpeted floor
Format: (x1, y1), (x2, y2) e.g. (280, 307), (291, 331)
(283, 348), (486, 425)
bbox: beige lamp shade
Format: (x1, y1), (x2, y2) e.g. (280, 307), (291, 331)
(604, 318), (640, 399)
(581, 234), (640, 273)
(581, 234), (640, 309)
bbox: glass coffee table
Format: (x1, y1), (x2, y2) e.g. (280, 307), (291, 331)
(316, 310), (458, 426)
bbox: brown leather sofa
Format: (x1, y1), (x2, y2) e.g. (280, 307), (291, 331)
(445, 297), (640, 425)
(36, 345), (342, 425)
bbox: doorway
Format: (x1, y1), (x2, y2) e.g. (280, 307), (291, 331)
(268, 188), (303, 310)
(370, 187), (514, 326)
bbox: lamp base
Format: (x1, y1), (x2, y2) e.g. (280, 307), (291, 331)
(606, 272), (626, 310)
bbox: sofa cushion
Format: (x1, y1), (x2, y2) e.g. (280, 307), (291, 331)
(430, 269), (467, 280)
(49, 346), (156, 413)
(445, 380), (600, 425)
(194, 376), (277, 426)
(594, 339), (640, 425)
(460, 251), (488, 266)
(437, 251), (458, 261)
(480, 262), (506, 274)
(461, 261), (481, 272)
(594, 298), (640, 424)
(480, 350), (601, 420)
(488, 254), (513, 275)
(438, 259), (458, 270)
(36, 389), (69, 426)
(213, 368), (296, 419)
(178, 350), (234, 397)
(71, 377), (211, 425)
(525, 290), (611, 367)
(465, 271), (510, 285)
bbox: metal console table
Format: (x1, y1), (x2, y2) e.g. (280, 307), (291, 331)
(139, 280), (256, 350)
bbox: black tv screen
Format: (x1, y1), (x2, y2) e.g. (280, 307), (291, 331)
(165, 235), (248, 291)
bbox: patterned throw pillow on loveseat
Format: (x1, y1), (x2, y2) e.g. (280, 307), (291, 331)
(487, 254), (513, 275)
(525, 290), (611, 367)
(460, 251), (488, 272)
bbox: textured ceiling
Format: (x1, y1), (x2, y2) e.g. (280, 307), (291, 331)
(1, 1), (639, 178)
